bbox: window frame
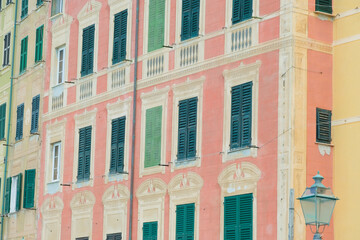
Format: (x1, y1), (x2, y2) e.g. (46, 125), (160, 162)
(316, 108), (332, 144)
(51, 142), (61, 182)
(3, 32), (11, 67)
(225, 0), (259, 28)
(15, 103), (24, 141)
(35, 25), (44, 63)
(19, 36), (28, 74)
(315, 0), (332, 14)
(21, 0), (28, 19)
(30, 94), (40, 134)
(56, 46), (66, 85)
(51, 0), (64, 16)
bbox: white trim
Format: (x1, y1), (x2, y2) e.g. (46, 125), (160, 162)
(334, 7), (360, 20)
(333, 34), (360, 46)
(51, 142), (61, 182)
(56, 47), (66, 85)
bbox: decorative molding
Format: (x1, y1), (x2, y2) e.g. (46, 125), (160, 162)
(136, 178), (167, 199)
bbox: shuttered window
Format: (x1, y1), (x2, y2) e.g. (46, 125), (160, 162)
(230, 82), (252, 150)
(31, 95), (40, 134)
(316, 108), (332, 144)
(224, 194), (253, 239)
(16, 103), (24, 141)
(177, 97), (198, 160)
(143, 221), (158, 240)
(3, 32), (11, 67)
(106, 233), (122, 240)
(76, 238), (89, 240)
(176, 203), (195, 240)
(181, 0), (200, 41)
(23, 169), (36, 209)
(148, 0), (165, 52)
(315, 0), (332, 14)
(9, 174), (22, 213)
(20, 36), (28, 73)
(0, 103), (6, 140)
(4, 177), (11, 214)
(51, 0), (63, 16)
(144, 106), (162, 168)
(81, 25), (95, 77)
(232, 0), (253, 24)
(110, 117), (126, 174)
(6, 0), (11, 5)
(21, 0), (28, 18)
(35, 25), (44, 62)
(37, 0), (43, 6)
(113, 10), (128, 64)
(78, 126), (92, 181)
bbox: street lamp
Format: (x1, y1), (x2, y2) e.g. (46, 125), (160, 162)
(297, 172), (339, 240)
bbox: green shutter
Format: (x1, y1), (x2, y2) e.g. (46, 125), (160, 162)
(224, 194), (253, 240)
(106, 233), (122, 240)
(20, 37), (28, 73)
(21, 0), (28, 18)
(78, 126), (92, 180)
(16, 104), (24, 141)
(190, 0), (200, 38)
(37, 0), (43, 6)
(144, 106), (162, 168)
(148, 0), (165, 52)
(316, 0), (332, 14)
(23, 169), (36, 209)
(181, 0), (199, 41)
(113, 10), (128, 64)
(316, 108), (332, 143)
(232, 0), (253, 24)
(35, 25), (44, 62)
(110, 117), (125, 173)
(15, 173), (22, 211)
(4, 177), (11, 214)
(0, 103), (6, 139)
(31, 95), (40, 133)
(143, 221), (158, 240)
(81, 25), (95, 76)
(176, 203), (195, 240)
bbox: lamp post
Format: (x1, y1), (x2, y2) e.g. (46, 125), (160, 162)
(297, 172), (338, 240)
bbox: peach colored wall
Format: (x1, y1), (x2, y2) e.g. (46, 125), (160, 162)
(308, 16), (333, 44)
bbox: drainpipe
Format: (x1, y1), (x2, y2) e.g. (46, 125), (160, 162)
(128, 0), (140, 238)
(1, 0), (18, 239)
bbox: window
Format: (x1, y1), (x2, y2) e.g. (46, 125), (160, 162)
(76, 238), (89, 240)
(51, 0), (63, 16)
(106, 233), (122, 240)
(230, 82), (252, 150)
(35, 25), (44, 63)
(3, 33), (10, 67)
(316, 108), (331, 144)
(144, 106), (162, 168)
(148, 0), (165, 52)
(224, 193), (253, 240)
(0, 103), (6, 140)
(52, 142), (61, 182)
(143, 222), (157, 240)
(110, 117), (126, 174)
(176, 203), (195, 240)
(21, 0), (28, 18)
(20, 36), (28, 73)
(37, 0), (43, 6)
(81, 25), (95, 77)
(232, 0), (253, 24)
(23, 169), (36, 209)
(177, 97), (198, 160)
(112, 10), (128, 64)
(6, 0), (12, 5)
(15, 103), (24, 141)
(181, 0), (200, 41)
(77, 126), (92, 181)
(315, 0), (332, 14)
(56, 47), (65, 84)
(4, 173), (22, 214)
(31, 95), (40, 134)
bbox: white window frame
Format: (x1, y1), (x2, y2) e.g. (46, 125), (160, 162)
(56, 47), (65, 85)
(225, 0), (259, 28)
(9, 175), (18, 213)
(52, 142), (61, 182)
(51, 0), (64, 17)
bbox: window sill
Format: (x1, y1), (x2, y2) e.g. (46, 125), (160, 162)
(107, 172), (128, 183)
(140, 164), (165, 178)
(50, 12), (63, 21)
(19, 14), (29, 23)
(35, 2), (45, 11)
(314, 11), (335, 18)
(222, 146), (257, 163)
(47, 181), (61, 194)
(0, 65), (11, 73)
(315, 141), (334, 147)
(79, 72), (95, 81)
(74, 179), (91, 189)
(172, 157), (200, 171)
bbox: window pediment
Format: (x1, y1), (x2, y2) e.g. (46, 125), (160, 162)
(136, 178), (167, 199)
(168, 172), (203, 194)
(77, 0), (102, 21)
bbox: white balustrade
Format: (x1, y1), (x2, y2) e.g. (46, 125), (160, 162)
(110, 67), (126, 89)
(179, 42), (199, 67)
(146, 53), (164, 77)
(79, 79), (93, 100)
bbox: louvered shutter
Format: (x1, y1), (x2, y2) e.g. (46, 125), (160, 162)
(176, 203), (195, 240)
(113, 10), (128, 64)
(143, 221), (158, 240)
(0, 103), (6, 139)
(242, 0), (253, 20)
(35, 25), (43, 62)
(16, 104), (24, 141)
(81, 25), (95, 76)
(3, 33), (11, 67)
(106, 233), (122, 240)
(21, 0), (28, 18)
(4, 177), (11, 214)
(148, 0), (156, 52)
(78, 127), (87, 180)
(178, 100), (188, 160)
(31, 95), (40, 133)
(316, 0), (332, 14)
(37, 0), (43, 6)
(110, 117), (125, 173)
(181, 0), (191, 41)
(190, 0), (200, 38)
(316, 108), (332, 143)
(187, 98), (197, 158)
(232, 0), (241, 24)
(84, 126), (92, 179)
(15, 173), (22, 211)
(110, 118), (118, 173)
(148, 0), (165, 52)
(20, 37), (28, 73)
(117, 117), (125, 173)
(144, 106), (162, 168)
(23, 169), (36, 209)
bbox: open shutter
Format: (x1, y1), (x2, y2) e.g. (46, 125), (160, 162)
(145, 106), (162, 168)
(240, 82), (252, 148)
(20, 37), (28, 73)
(316, 0), (332, 14)
(23, 169), (36, 209)
(190, 0), (200, 38)
(31, 95), (40, 133)
(4, 177), (11, 214)
(84, 126), (92, 179)
(35, 25), (44, 62)
(143, 221), (158, 240)
(0, 103), (6, 139)
(316, 108), (332, 143)
(15, 173), (22, 211)
(178, 100), (188, 160)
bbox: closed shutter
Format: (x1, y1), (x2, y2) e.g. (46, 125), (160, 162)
(110, 117), (126, 173)
(224, 194), (253, 240)
(106, 233), (122, 240)
(3, 33), (11, 67)
(20, 37), (28, 73)
(35, 25), (44, 62)
(181, 0), (200, 41)
(230, 82), (252, 149)
(4, 177), (11, 214)
(37, 0), (43, 6)
(113, 10), (128, 64)
(0, 103), (6, 139)
(232, 0), (252, 24)
(176, 203), (195, 240)
(143, 221), (158, 240)
(178, 97), (198, 160)
(31, 95), (40, 133)
(316, 108), (332, 143)
(23, 169), (36, 209)
(16, 104), (24, 141)
(78, 126), (92, 180)
(21, 0), (28, 18)
(144, 106), (162, 168)
(81, 25), (95, 76)
(15, 173), (22, 211)
(316, 0), (332, 14)
(148, 0), (165, 52)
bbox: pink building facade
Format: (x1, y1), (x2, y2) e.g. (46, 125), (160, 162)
(37, 0), (334, 239)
